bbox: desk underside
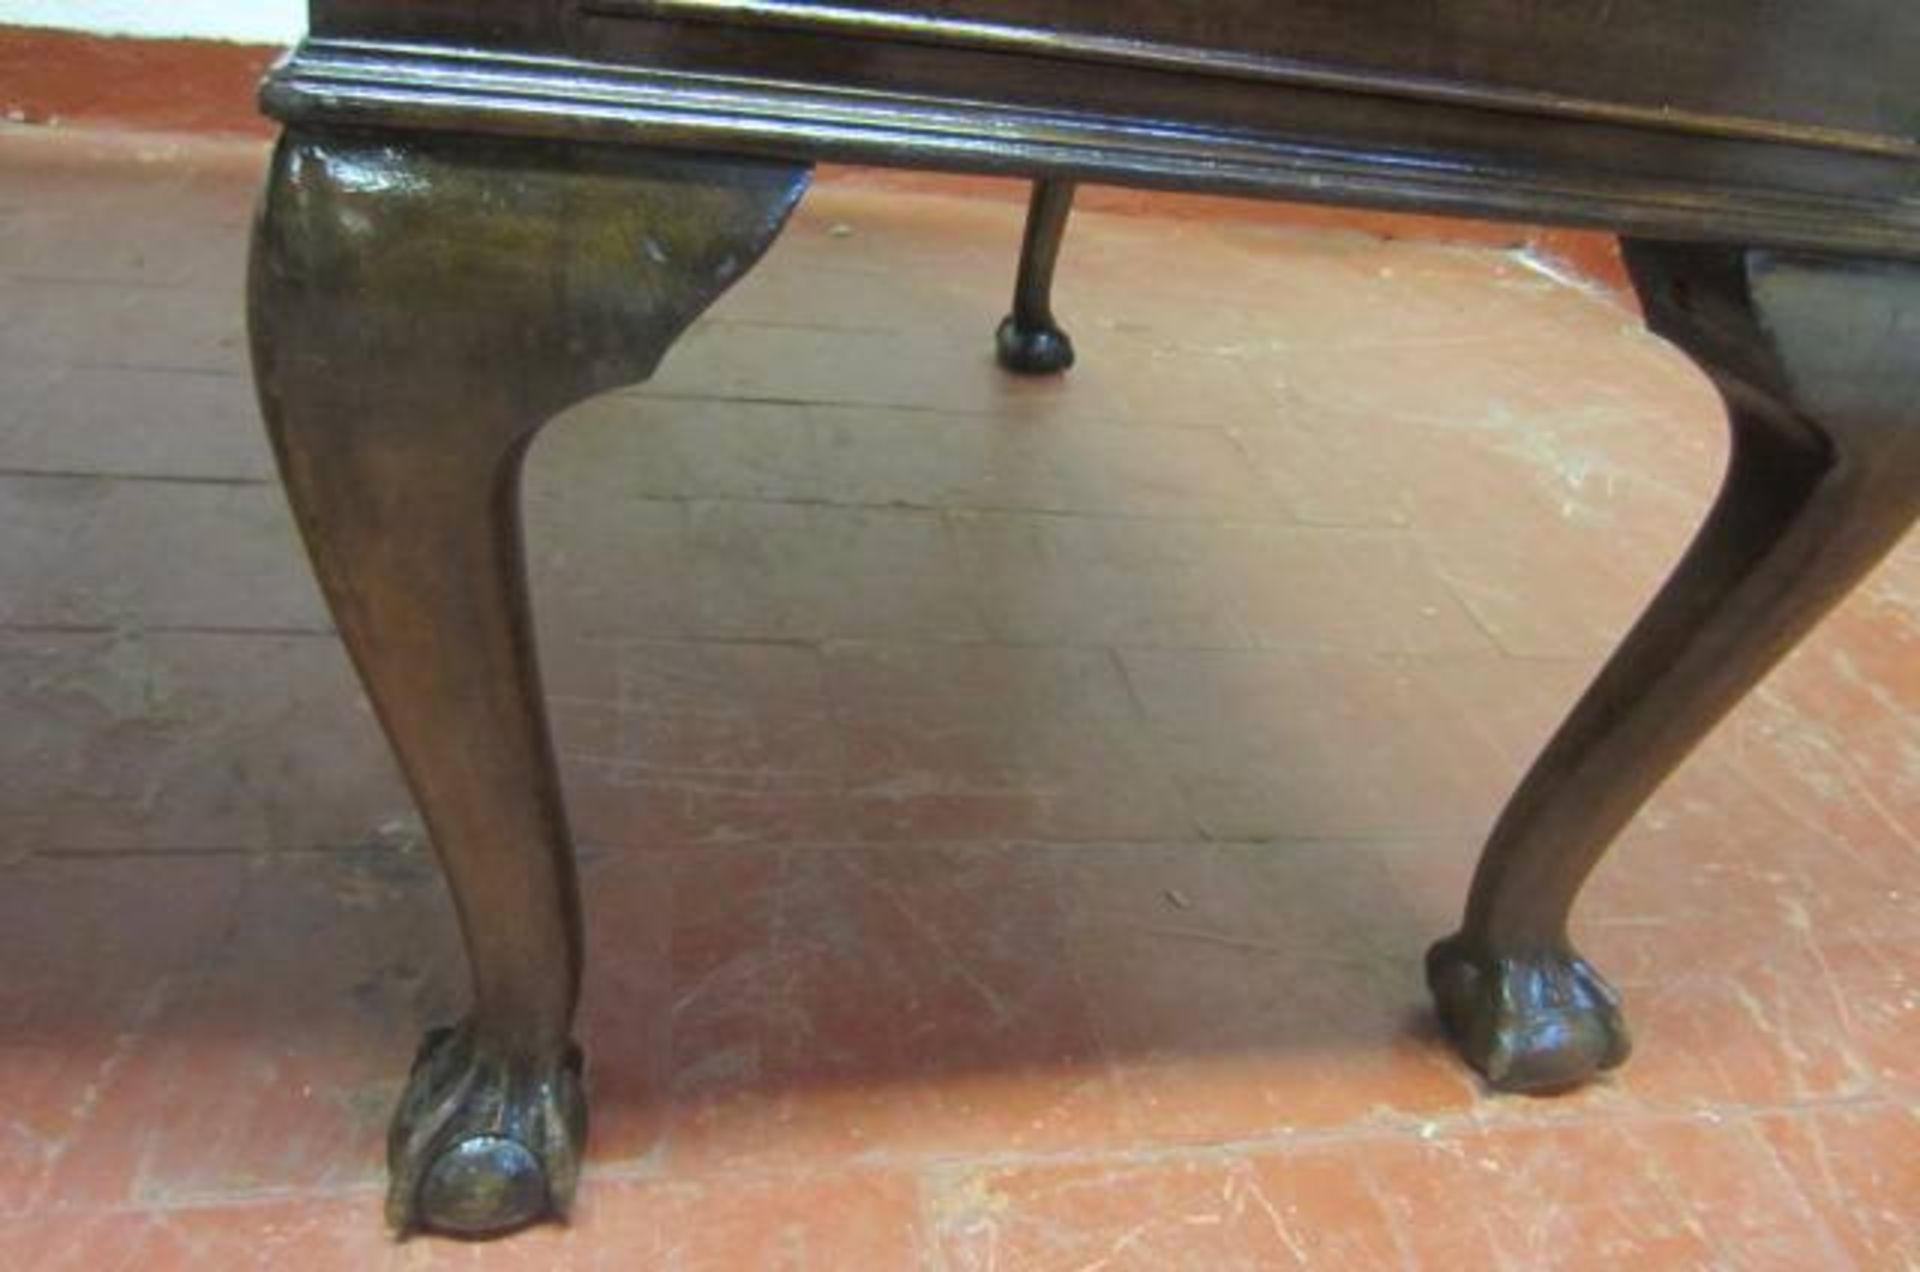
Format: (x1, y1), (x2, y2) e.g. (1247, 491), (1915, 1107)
(277, 1), (1920, 256)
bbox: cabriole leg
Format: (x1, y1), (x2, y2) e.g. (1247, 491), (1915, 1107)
(996, 178), (1078, 374)
(248, 129), (807, 1236)
(1431, 242), (1920, 1092)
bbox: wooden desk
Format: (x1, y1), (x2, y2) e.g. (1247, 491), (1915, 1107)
(247, 1), (1920, 1238)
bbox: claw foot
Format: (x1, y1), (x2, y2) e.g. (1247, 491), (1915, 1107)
(996, 314), (1076, 375)
(1426, 935), (1630, 1094)
(386, 1023), (587, 1238)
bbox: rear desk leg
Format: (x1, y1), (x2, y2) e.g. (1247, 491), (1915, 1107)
(249, 129), (807, 1236)
(1431, 243), (1920, 1093)
(996, 178), (1079, 374)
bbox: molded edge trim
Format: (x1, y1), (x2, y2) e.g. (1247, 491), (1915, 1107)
(262, 40), (1920, 259)
(586, 0), (1920, 160)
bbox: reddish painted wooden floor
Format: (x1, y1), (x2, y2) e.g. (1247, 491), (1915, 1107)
(1, 124), (1914, 1269)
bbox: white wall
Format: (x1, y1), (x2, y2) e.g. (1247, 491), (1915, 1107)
(0, 1), (304, 43)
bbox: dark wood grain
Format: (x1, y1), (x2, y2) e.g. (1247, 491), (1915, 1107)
(582, 0), (1920, 149)
(257, 0), (1920, 1235)
(309, 0), (1920, 152)
(248, 127), (807, 1236)
(1431, 242), (1920, 1092)
(309, 0), (569, 47)
(995, 179), (1077, 376)
(262, 29), (1920, 258)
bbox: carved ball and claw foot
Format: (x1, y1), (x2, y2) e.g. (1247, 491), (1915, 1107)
(387, 1024), (587, 1238)
(1424, 241), (1920, 1097)
(1426, 936), (1629, 1093)
(250, 105), (1920, 1227)
(249, 129), (808, 1239)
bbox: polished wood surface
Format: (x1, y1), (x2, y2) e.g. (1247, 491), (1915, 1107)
(250, 128), (807, 1234)
(308, 0), (1920, 147)
(1432, 242), (1920, 1091)
(268, 3), (1920, 257)
(583, 0), (1920, 145)
(995, 180), (1077, 376)
(249, 0), (1920, 1238)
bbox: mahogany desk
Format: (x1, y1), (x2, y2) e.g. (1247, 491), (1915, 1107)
(246, 0), (1920, 1238)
